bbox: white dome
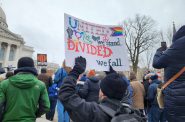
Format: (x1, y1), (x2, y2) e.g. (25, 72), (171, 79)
(0, 7), (8, 28)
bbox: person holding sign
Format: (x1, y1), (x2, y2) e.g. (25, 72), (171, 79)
(59, 56), (145, 122)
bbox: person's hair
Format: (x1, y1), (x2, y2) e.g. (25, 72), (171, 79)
(6, 72), (14, 79)
(129, 72), (137, 81)
(62, 60), (72, 73)
(41, 68), (47, 73)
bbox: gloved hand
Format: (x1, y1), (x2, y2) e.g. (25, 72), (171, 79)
(69, 56), (86, 79)
(104, 66), (116, 75)
(157, 46), (167, 52)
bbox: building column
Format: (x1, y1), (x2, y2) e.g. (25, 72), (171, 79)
(14, 45), (20, 68)
(4, 43), (11, 67)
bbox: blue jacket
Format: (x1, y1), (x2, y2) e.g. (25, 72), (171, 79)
(80, 74), (87, 81)
(119, 77), (133, 105)
(153, 25), (185, 119)
(147, 79), (161, 106)
(48, 83), (58, 98)
(125, 79), (133, 105)
(54, 68), (67, 88)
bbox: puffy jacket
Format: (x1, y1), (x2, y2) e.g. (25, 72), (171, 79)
(0, 73), (50, 122)
(147, 79), (161, 106)
(78, 77), (100, 103)
(153, 25), (185, 121)
(59, 75), (112, 122)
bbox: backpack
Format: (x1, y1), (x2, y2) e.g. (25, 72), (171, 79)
(48, 83), (59, 98)
(100, 103), (146, 122)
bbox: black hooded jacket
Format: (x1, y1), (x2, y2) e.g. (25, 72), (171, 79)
(59, 75), (111, 122)
(78, 77), (100, 103)
(153, 25), (185, 121)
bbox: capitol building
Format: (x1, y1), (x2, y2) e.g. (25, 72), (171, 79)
(0, 7), (34, 68)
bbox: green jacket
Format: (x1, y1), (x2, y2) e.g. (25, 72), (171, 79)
(0, 73), (50, 122)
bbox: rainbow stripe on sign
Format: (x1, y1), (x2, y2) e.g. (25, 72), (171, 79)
(111, 27), (123, 36)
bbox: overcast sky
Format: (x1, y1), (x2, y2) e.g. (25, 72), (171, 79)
(2, 0), (185, 65)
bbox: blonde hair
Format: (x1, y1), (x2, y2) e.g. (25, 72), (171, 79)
(62, 60), (72, 74)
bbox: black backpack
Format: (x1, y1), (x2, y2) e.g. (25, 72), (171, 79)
(100, 103), (146, 122)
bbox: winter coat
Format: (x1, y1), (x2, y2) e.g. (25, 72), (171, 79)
(130, 80), (145, 109)
(147, 79), (161, 106)
(38, 73), (52, 90)
(126, 79), (133, 105)
(54, 68), (67, 88)
(59, 75), (114, 122)
(78, 77), (100, 103)
(153, 25), (185, 121)
(0, 73), (50, 122)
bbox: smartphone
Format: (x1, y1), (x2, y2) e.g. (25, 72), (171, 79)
(161, 42), (167, 48)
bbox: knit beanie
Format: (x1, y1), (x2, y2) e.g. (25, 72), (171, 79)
(100, 73), (128, 100)
(18, 57), (34, 68)
(14, 57), (38, 76)
(87, 70), (96, 77)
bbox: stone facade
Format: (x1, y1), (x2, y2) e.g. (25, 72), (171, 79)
(0, 7), (34, 68)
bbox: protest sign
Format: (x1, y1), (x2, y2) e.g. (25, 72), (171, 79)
(64, 14), (129, 71)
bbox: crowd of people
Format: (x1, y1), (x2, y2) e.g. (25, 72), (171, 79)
(0, 25), (184, 122)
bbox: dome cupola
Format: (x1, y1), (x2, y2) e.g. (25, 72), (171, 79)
(0, 7), (8, 28)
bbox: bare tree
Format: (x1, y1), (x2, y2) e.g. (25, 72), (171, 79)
(166, 27), (173, 45)
(159, 28), (173, 47)
(160, 31), (165, 42)
(140, 49), (154, 71)
(145, 50), (153, 70)
(123, 14), (158, 73)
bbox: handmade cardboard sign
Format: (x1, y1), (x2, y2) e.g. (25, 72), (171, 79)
(64, 14), (129, 71)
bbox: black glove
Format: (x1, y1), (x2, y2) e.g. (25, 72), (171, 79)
(104, 66), (116, 75)
(69, 56), (86, 79)
(157, 46), (167, 52)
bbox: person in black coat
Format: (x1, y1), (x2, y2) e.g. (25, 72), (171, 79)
(59, 57), (129, 122)
(153, 25), (185, 122)
(78, 77), (100, 103)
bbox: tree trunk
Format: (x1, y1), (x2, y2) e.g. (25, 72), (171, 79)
(133, 63), (138, 74)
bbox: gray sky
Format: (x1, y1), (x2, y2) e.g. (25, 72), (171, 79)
(2, 0), (185, 65)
